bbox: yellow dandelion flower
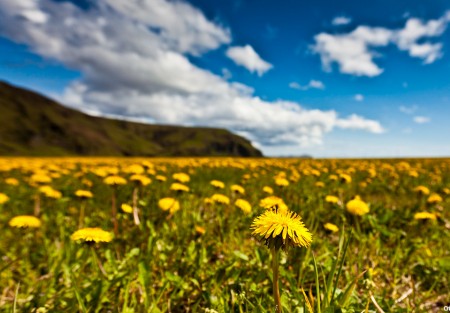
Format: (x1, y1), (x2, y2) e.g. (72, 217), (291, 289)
(123, 164), (145, 175)
(75, 190), (93, 199)
(9, 216), (41, 228)
(339, 174), (352, 184)
(71, 228), (113, 243)
(156, 175), (167, 182)
(251, 209), (312, 250)
(211, 193), (230, 205)
(235, 199), (252, 214)
(39, 186), (62, 199)
(262, 186), (274, 194)
(443, 187), (450, 195)
(414, 211), (437, 220)
(5, 178), (19, 186)
(210, 180), (225, 189)
(275, 177), (289, 187)
(104, 175), (127, 186)
(231, 184), (245, 194)
(427, 193), (442, 204)
(315, 181), (325, 188)
(414, 185), (430, 195)
(130, 174), (152, 186)
(346, 196), (370, 216)
(204, 197), (213, 205)
(172, 172), (190, 183)
(329, 174), (338, 181)
(158, 197), (180, 214)
(259, 196), (288, 213)
(170, 183), (190, 192)
(325, 195), (339, 204)
(324, 223), (339, 233)
(0, 193), (10, 204)
(195, 225), (206, 235)
(121, 204), (133, 214)
(30, 173), (52, 184)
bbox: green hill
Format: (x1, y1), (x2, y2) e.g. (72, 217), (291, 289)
(0, 81), (262, 157)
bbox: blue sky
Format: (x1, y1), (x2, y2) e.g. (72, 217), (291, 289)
(0, 0), (449, 157)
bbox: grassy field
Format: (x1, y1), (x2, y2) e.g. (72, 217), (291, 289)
(0, 157), (449, 312)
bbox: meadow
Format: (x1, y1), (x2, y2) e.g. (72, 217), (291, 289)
(0, 157), (449, 312)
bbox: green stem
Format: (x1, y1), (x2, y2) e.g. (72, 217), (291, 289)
(271, 247), (282, 313)
(79, 200), (86, 228)
(112, 187), (118, 236)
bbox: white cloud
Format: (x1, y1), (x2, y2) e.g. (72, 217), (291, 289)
(399, 105), (418, 114)
(0, 0), (384, 152)
(312, 11), (450, 76)
(354, 94), (364, 101)
(413, 116), (430, 124)
(312, 26), (392, 76)
(289, 80), (325, 90)
(226, 45), (273, 76)
(332, 16), (351, 26)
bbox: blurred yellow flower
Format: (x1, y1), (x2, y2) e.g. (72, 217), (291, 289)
(71, 228), (113, 243)
(172, 172), (190, 183)
(414, 185), (430, 195)
(325, 195), (339, 204)
(346, 196), (370, 216)
(170, 183), (190, 192)
(414, 211), (437, 220)
(324, 223), (339, 233)
(104, 175), (127, 186)
(275, 177), (289, 187)
(75, 190), (93, 199)
(158, 197), (180, 214)
(339, 174), (352, 184)
(315, 181), (325, 188)
(124, 164), (145, 174)
(121, 204), (133, 213)
(262, 186), (274, 194)
(195, 225), (206, 235)
(156, 175), (167, 182)
(30, 173), (52, 184)
(235, 199), (252, 214)
(210, 180), (225, 189)
(5, 178), (19, 186)
(211, 193), (230, 205)
(231, 184), (245, 194)
(0, 193), (9, 204)
(9, 215), (41, 228)
(259, 196), (288, 213)
(130, 174), (152, 186)
(427, 193), (442, 204)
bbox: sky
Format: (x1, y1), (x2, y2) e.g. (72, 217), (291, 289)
(0, 0), (449, 157)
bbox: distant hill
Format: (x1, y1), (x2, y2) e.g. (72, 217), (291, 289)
(0, 81), (263, 157)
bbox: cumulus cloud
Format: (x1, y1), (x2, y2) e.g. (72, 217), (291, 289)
(332, 16), (352, 26)
(312, 11), (450, 76)
(354, 94), (364, 101)
(413, 116), (431, 124)
(289, 80), (325, 90)
(0, 0), (384, 151)
(226, 45), (273, 76)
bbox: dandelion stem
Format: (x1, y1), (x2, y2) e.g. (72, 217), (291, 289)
(132, 186), (140, 225)
(112, 187), (118, 236)
(79, 200), (86, 228)
(271, 247), (282, 313)
(34, 193), (40, 216)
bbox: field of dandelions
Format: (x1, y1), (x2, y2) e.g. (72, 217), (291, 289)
(0, 157), (449, 312)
